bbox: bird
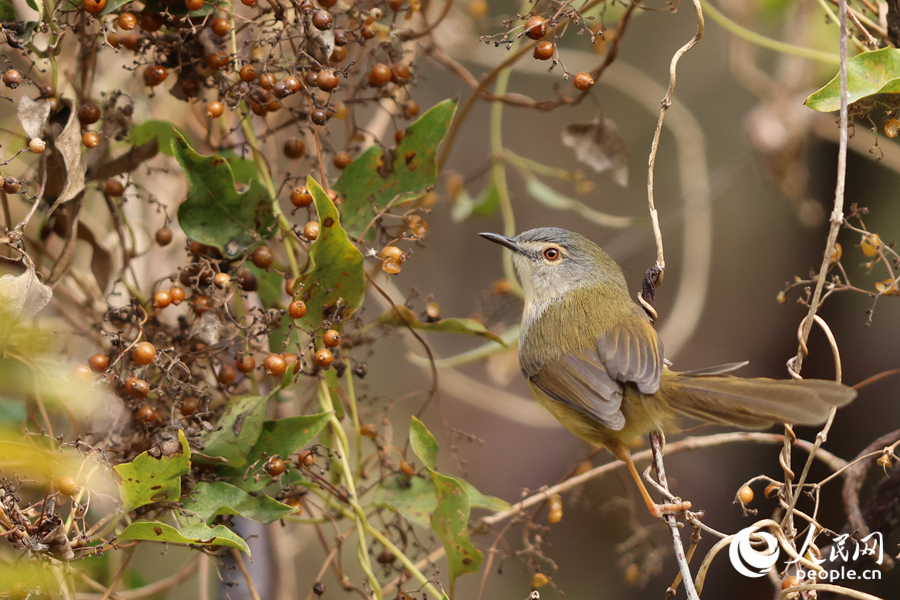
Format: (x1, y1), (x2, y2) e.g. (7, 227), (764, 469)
(480, 227), (856, 518)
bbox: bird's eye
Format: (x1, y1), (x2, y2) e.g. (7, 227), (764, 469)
(543, 247), (560, 261)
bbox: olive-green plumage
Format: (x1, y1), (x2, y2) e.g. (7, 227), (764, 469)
(480, 227), (856, 516)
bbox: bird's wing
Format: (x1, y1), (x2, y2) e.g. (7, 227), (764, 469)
(528, 315), (664, 431)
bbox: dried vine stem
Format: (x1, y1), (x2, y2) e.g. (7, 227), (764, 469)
(646, 0), (705, 272)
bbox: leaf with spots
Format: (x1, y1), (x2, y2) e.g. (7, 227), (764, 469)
(219, 411), (332, 491)
(119, 520), (250, 556)
(333, 98), (458, 241)
(172, 132), (276, 259)
(410, 415), (438, 470)
(295, 177), (365, 330)
(806, 48), (900, 112)
(371, 305), (506, 345)
(188, 482), (295, 524)
(113, 430), (190, 512)
(198, 395), (269, 468)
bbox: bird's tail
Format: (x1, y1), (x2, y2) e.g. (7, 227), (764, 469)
(662, 372), (856, 429)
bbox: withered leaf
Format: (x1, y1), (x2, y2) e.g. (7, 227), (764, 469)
(561, 117), (629, 187)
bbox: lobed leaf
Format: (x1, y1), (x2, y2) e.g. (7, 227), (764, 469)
(114, 430), (190, 511)
(333, 98), (458, 240)
(198, 395), (269, 468)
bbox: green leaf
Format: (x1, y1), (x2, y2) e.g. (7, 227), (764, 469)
(188, 482), (294, 524)
(142, 0), (224, 15)
(218, 149), (258, 185)
(119, 520), (250, 556)
(295, 178), (365, 329)
(430, 471), (483, 589)
(172, 133), (276, 258)
(199, 395), (269, 468)
(220, 412), (332, 491)
(333, 98), (458, 240)
(525, 177), (638, 229)
(409, 416), (438, 470)
(129, 120), (189, 157)
(114, 430), (190, 511)
(806, 48), (900, 112)
(451, 182), (500, 222)
(0, 0), (17, 21)
(25, 0), (44, 22)
(98, 0), (132, 15)
(373, 474), (509, 529)
(246, 263), (283, 308)
(372, 305), (506, 345)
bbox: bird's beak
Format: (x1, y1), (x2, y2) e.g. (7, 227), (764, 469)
(479, 232), (520, 253)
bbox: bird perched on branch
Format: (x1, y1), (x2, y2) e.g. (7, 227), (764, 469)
(480, 227), (856, 518)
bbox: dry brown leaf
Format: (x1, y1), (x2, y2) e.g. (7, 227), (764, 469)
(561, 117), (629, 187)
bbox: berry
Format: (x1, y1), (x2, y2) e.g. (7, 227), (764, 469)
(140, 11), (165, 30)
(156, 226), (173, 246)
(264, 353), (287, 376)
(737, 485), (754, 504)
(185, 0), (203, 10)
(2, 178), (20, 194)
(285, 277), (299, 296)
(548, 508), (562, 523)
(134, 341), (157, 365)
(239, 64), (257, 82)
(206, 101), (224, 119)
(191, 295), (212, 315)
(333, 151), (352, 169)
(386, 0), (402, 9)
(573, 72), (594, 91)
(304, 221), (319, 240)
(391, 63), (411, 84)
(58, 475), (79, 496)
(218, 365), (237, 385)
(29, 138), (46, 154)
(382, 259), (401, 274)
(314, 348), (333, 368)
(105, 179), (125, 196)
(83, 132), (100, 148)
(208, 52), (229, 70)
(360, 24), (376, 39)
(181, 79), (201, 97)
(368, 63), (392, 87)
(316, 69), (339, 92)
(311, 108), (329, 125)
(236, 356), (256, 373)
(359, 423), (377, 438)
(265, 457), (286, 476)
(298, 449), (316, 467)
(143, 64), (168, 87)
(861, 233), (882, 257)
(395, 129), (406, 144)
(399, 460), (415, 476)
(291, 186), (313, 208)
(406, 214), (428, 236)
(251, 245), (274, 269)
(885, 118), (900, 139)
(8, 584), (28, 600)
(181, 396), (199, 416)
(782, 576), (800, 590)
(525, 15), (547, 40)
(330, 46), (347, 64)
(533, 41), (554, 60)
(283, 352), (300, 373)
(126, 377), (150, 398)
(214, 272), (230, 288)
(118, 12), (137, 30)
(404, 99), (419, 116)
(88, 353), (109, 372)
(3, 69), (22, 89)
(237, 269), (258, 291)
(153, 289), (172, 308)
(313, 582), (325, 596)
(381, 246), (404, 262)
(288, 300), (307, 319)
(83, 0), (105, 14)
(532, 573), (549, 588)
(284, 138), (305, 159)
(170, 286), (185, 304)
(323, 329), (341, 347)
(78, 102), (101, 124)
(211, 17), (231, 36)
(74, 364), (93, 380)
(285, 76), (301, 93)
(135, 405), (156, 423)
(258, 73), (276, 89)
(332, 101), (348, 120)
(333, 28), (349, 46)
(312, 9), (333, 30)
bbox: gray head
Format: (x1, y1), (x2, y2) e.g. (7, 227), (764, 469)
(479, 228), (629, 312)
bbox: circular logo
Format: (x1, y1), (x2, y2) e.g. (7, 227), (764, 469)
(729, 526), (780, 578)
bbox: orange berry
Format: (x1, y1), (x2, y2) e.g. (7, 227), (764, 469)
(88, 353), (109, 372)
(58, 475), (78, 496)
(288, 300), (307, 319)
(573, 72), (594, 91)
(314, 348), (333, 368)
(134, 342), (157, 366)
(322, 329), (340, 347)
(264, 353), (287, 376)
(737, 485), (754, 504)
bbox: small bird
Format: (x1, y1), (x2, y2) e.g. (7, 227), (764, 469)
(480, 227), (856, 518)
